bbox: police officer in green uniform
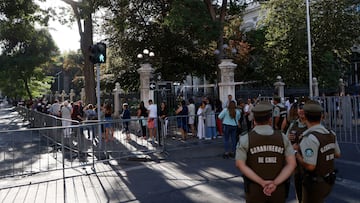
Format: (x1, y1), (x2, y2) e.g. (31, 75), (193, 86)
(285, 101), (307, 202)
(294, 101), (341, 203)
(235, 101), (296, 203)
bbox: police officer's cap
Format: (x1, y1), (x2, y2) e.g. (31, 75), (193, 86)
(303, 100), (323, 114)
(252, 101), (273, 117)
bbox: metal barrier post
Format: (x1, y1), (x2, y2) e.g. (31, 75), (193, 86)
(61, 126), (66, 203)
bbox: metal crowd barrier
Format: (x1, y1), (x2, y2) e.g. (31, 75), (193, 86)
(0, 107), (168, 182)
(252, 95), (360, 144)
(319, 96), (360, 144)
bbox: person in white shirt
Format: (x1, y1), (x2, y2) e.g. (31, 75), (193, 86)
(244, 98), (254, 131)
(49, 100), (61, 117)
(60, 101), (72, 138)
(147, 99), (158, 142)
(223, 94), (237, 109)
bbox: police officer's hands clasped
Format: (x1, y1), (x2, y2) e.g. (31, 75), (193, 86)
(264, 181), (277, 196)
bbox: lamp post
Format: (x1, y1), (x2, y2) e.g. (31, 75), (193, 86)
(137, 49), (155, 62)
(137, 49), (155, 106)
(214, 43), (237, 59)
(306, 0), (313, 98)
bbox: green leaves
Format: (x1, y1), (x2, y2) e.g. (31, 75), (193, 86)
(0, 0), (58, 100)
(259, 0), (360, 88)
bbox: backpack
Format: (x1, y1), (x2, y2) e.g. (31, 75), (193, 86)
(88, 110), (97, 120)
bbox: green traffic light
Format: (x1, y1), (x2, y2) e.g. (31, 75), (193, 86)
(96, 42), (106, 63)
(99, 54), (105, 63)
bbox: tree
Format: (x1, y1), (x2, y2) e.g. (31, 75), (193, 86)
(61, 0), (111, 105)
(203, 0), (247, 61)
(0, 0), (58, 100)
(105, 0), (251, 91)
(261, 0), (360, 88)
(105, 0), (220, 89)
(0, 28), (58, 100)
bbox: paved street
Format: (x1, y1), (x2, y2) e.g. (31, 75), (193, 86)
(0, 106), (359, 202)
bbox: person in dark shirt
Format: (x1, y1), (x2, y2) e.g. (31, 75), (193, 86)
(137, 101), (148, 139)
(122, 103), (131, 141)
(175, 100), (188, 141)
(159, 101), (169, 142)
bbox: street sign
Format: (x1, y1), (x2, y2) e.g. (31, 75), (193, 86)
(149, 82), (156, 90)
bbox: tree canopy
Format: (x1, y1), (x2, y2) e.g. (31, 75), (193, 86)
(1, 0), (359, 101)
(259, 0), (360, 88)
(0, 0), (58, 100)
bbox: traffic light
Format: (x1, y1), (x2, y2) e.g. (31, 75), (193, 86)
(89, 42), (107, 64)
(96, 42), (106, 63)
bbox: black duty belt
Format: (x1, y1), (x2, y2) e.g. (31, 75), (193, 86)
(304, 170), (337, 185)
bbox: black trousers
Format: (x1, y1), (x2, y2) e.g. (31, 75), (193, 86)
(302, 177), (333, 203)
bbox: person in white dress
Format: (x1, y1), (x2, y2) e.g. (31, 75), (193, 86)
(197, 101), (206, 139)
(60, 101), (72, 138)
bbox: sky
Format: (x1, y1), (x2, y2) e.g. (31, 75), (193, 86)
(49, 19), (80, 53)
(39, 0), (80, 53)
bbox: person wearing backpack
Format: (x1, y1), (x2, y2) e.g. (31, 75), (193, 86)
(273, 96), (287, 131)
(84, 104), (97, 139)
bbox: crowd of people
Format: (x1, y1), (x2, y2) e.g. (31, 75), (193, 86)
(21, 94), (340, 202)
(21, 98), (118, 142)
(145, 94), (342, 203)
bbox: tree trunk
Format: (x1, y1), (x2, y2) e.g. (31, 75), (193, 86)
(204, 0), (227, 61)
(81, 14), (96, 105)
(23, 77), (32, 101)
(62, 0), (96, 105)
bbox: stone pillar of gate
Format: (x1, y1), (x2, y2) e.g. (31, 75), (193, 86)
(339, 78), (345, 96)
(137, 63), (154, 106)
(274, 76), (285, 100)
(218, 59), (237, 104)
